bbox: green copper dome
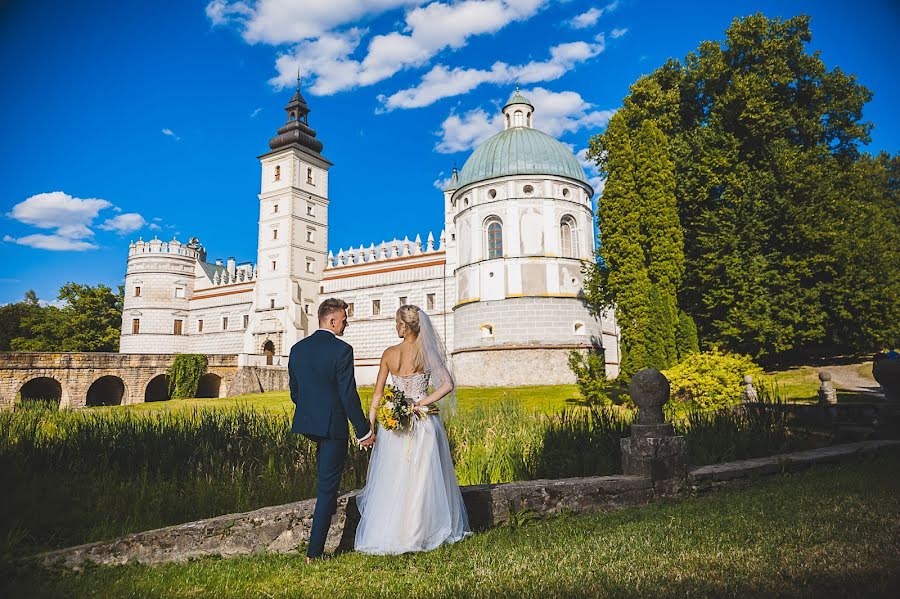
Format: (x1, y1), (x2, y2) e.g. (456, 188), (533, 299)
(456, 127), (589, 189)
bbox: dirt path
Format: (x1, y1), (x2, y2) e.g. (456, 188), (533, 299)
(827, 362), (880, 393)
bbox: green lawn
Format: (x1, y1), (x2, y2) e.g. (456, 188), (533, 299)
(100, 385), (584, 416)
(6, 448), (899, 598)
(764, 362), (878, 403)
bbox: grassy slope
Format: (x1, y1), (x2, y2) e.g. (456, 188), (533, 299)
(98, 385), (584, 416)
(7, 448), (900, 599)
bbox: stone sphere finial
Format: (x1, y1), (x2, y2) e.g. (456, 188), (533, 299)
(743, 374), (754, 385)
(818, 371), (832, 382)
(629, 369), (670, 425)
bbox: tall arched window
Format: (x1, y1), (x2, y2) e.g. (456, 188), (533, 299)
(514, 110), (524, 127)
(560, 216), (577, 258)
(486, 218), (503, 259)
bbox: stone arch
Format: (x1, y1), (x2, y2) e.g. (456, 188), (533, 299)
(196, 373), (222, 398)
(145, 373), (171, 402)
(86, 375), (126, 407)
(18, 376), (62, 408)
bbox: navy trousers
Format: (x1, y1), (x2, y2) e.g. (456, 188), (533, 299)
(307, 437), (348, 558)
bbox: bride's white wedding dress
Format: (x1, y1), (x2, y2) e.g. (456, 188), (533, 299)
(354, 372), (471, 554)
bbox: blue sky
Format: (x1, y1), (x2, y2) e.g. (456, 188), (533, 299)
(1, 0), (898, 305)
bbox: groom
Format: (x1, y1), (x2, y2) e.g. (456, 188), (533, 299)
(289, 297), (375, 562)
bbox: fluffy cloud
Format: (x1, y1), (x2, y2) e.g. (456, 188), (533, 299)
(610, 27), (628, 39)
(382, 37), (605, 110)
(98, 213), (148, 234)
(162, 128), (180, 140)
(435, 87), (615, 154)
(5, 191), (151, 251)
(210, 1), (550, 96)
(577, 147), (605, 196)
(6, 234), (98, 251)
(568, 1), (618, 29)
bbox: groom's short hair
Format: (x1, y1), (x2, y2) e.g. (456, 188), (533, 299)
(318, 298), (348, 322)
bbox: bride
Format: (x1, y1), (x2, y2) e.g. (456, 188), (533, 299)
(354, 304), (471, 554)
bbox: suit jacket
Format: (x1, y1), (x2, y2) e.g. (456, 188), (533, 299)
(289, 329), (370, 440)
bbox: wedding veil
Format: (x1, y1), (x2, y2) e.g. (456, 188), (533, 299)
(417, 309), (457, 419)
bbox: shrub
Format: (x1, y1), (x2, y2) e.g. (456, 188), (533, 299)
(567, 349), (612, 405)
(662, 348), (764, 415)
(167, 354), (208, 399)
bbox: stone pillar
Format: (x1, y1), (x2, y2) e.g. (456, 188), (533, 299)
(817, 371), (837, 405)
(741, 374), (758, 402)
(620, 369), (687, 492)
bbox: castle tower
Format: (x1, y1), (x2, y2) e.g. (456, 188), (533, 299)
(448, 89), (619, 384)
(247, 78), (331, 357)
(120, 237), (205, 354)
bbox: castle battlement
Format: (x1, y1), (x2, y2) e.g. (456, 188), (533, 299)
(128, 236), (206, 261)
(326, 231), (445, 269)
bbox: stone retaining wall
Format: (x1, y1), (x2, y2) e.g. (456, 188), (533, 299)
(30, 439), (899, 570)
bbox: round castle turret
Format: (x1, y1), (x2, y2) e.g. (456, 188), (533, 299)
(119, 237), (204, 354)
(448, 89), (619, 384)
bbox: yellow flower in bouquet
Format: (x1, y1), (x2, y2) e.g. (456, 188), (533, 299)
(375, 384), (437, 431)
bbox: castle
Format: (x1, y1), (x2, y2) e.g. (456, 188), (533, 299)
(119, 86), (620, 386)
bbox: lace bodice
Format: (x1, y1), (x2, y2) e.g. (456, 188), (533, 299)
(391, 372), (430, 401)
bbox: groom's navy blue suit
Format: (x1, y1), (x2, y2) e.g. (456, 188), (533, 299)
(289, 329), (371, 558)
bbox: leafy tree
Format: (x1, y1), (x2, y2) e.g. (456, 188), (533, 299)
(586, 13), (896, 361)
(585, 112), (651, 377)
(10, 283), (123, 352)
(0, 290), (40, 351)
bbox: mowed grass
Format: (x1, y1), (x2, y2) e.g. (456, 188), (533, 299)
(97, 385), (584, 416)
(764, 362), (878, 403)
(6, 447), (899, 599)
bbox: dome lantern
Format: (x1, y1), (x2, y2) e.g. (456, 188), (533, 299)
(502, 86), (534, 130)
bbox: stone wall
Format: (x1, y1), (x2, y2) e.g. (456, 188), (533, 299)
(453, 347), (582, 386)
(0, 353), (239, 410)
(30, 439), (900, 570)
(227, 366), (289, 397)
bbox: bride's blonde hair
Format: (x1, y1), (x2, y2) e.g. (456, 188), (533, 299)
(396, 305), (425, 372)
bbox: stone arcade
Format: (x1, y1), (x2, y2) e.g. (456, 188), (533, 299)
(118, 85), (621, 386)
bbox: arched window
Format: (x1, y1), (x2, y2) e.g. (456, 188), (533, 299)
(527, 111), (532, 127)
(289, 112), (296, 121)
(485, 218), (503, 259)
(307, 167), (313, 184)
(514, 110), (523, 127)
(560, 216), (577, 258)
(274, 165), (281, 181)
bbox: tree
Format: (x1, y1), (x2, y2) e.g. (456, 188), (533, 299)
(586, 13), (894, 361)
(585, 112), (651, 377)
(10, 283), (123, 352)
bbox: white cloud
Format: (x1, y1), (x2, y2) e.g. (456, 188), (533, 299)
(250, 107), (262, 118)
(98, 213), (148, 234)
(382, 36), (605, 110)
(433, 171), (459, 190)
(152, 217), (163, 222)
(214, 1), (550, 96)
(8, 234), (98, 251)
(8, 191), (110, 232)
(610, 27), (628, 39)
(149, 223), (162, 231)
(435, 108), (503, 153)
(568, 1), (618, 29)
(162, 128), (180, 141)
(6, 191), (150, 251)
(570, 7), (601, 28)
(577, 147), (605, 195)
(435, 87), (615, 153)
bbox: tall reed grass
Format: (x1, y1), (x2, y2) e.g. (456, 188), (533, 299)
(0, 390), (818, 560)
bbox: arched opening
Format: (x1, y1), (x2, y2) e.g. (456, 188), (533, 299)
(196, 373), (222, 398)
(18, 377), (62, 409)
(145, 374), (171, 402)
(86, 376), (125, 407)
(263, 340), (275, 366)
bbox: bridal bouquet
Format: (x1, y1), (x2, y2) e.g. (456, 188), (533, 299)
(376, 385), (438, 431)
